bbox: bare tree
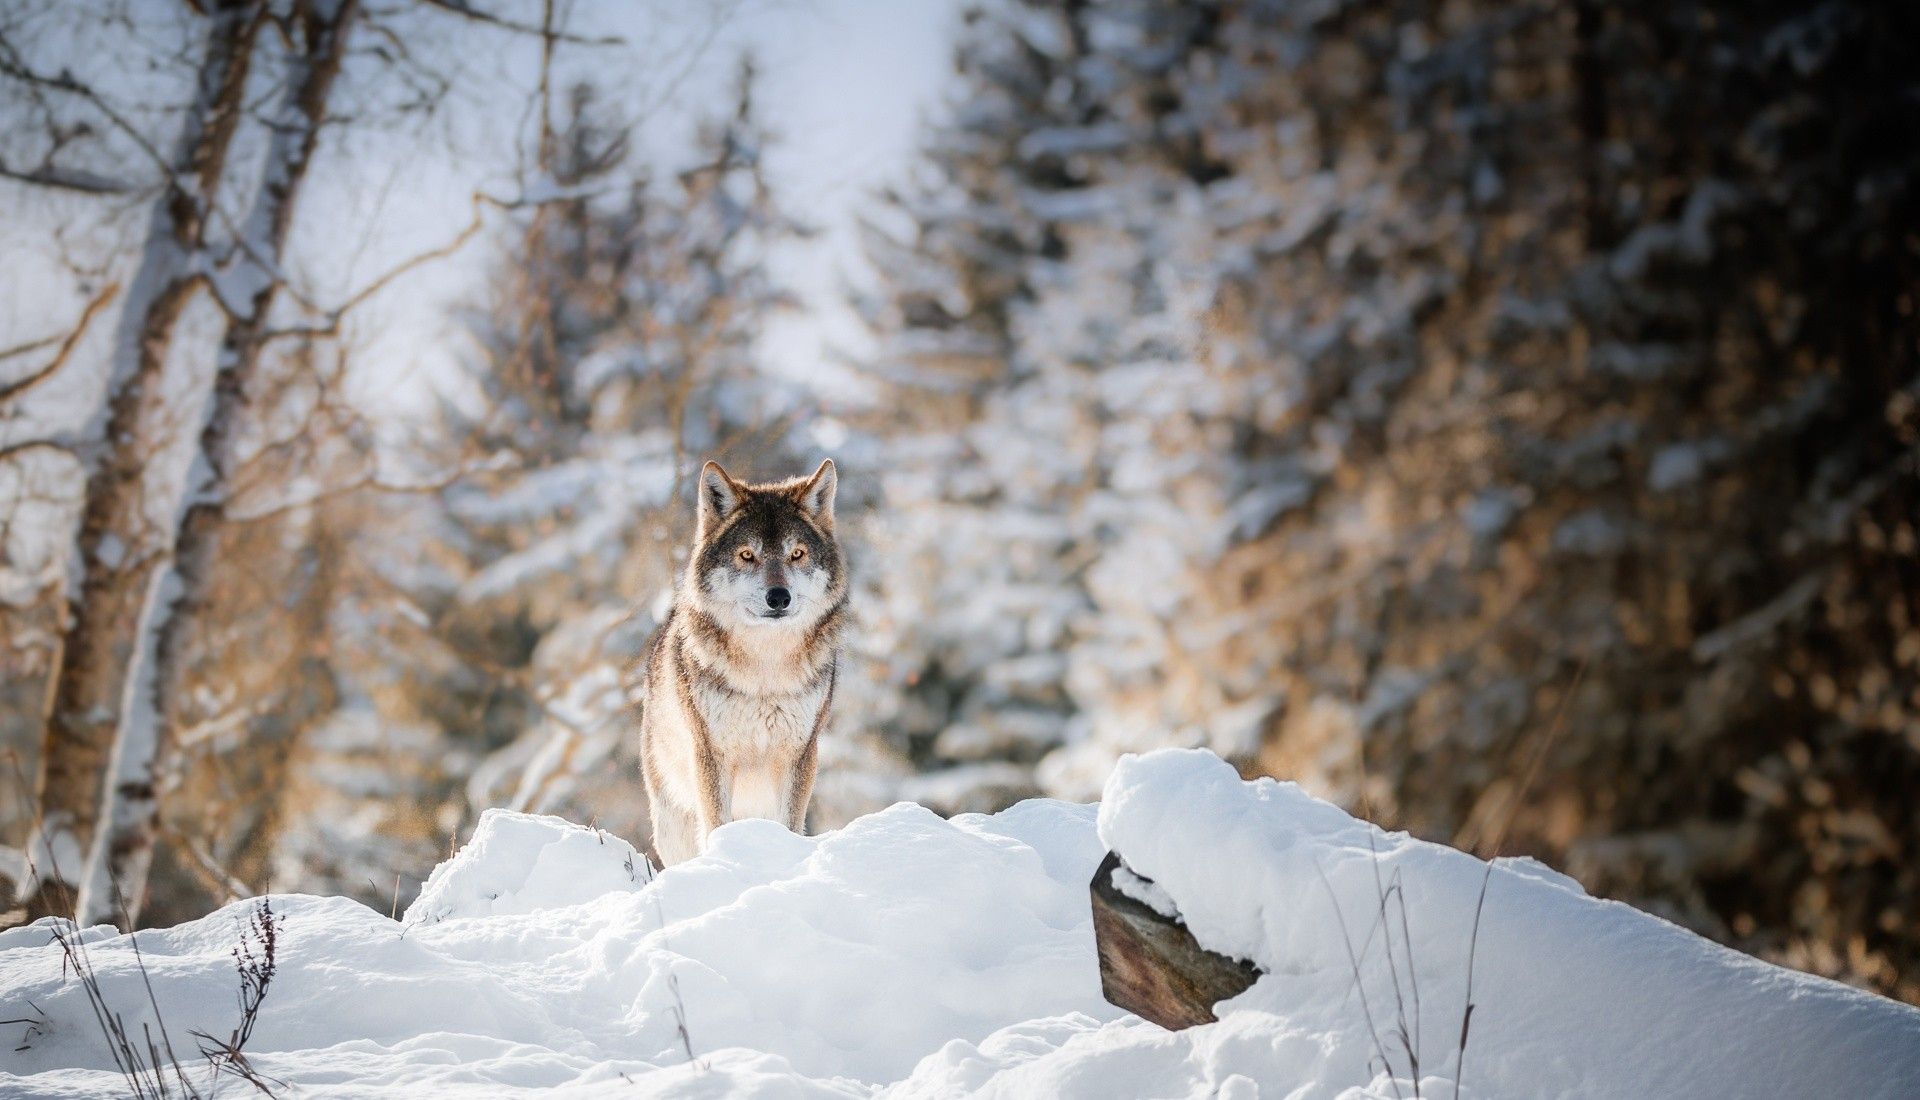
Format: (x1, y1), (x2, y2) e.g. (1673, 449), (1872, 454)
(92, 0), (362, 926)
(4, 0), (738, 927)
(7, 0), (274, 922)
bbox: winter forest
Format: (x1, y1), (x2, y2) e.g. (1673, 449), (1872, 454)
(2, 0), (1918, 1073)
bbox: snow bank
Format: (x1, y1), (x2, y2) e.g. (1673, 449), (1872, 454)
(1081, 749), (1920, 1099)
(3, 749), (1916, 1098)
(406, 809), (653, 922)
(1, 800), (1110, 1097)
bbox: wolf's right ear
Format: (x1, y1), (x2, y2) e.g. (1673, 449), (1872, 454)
(697, 461), (743, 537)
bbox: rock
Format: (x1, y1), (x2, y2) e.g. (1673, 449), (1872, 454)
(1088, 850), (1261, 1030)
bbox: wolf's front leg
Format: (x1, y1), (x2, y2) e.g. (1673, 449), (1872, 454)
(785, 736), (819, 834)
(683, 706), (728, 852)
(651, 802), (703, 866)
(692, 757), (727, 853)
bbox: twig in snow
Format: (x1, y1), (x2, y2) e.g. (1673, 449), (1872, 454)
(1454, 656), (1588, 1100)
(666, 970), (699, 1069)
(191, 897), (288, 1097)
(4, 998), (48, 1052)
(1336, 742), (1423, 1096)
(1362, 835), (1422, 1097)
(45, 916), (195, 1099)
(643, 869), (702, 1072)
(1315, 860), (1405, 1100)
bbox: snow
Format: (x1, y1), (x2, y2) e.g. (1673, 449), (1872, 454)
(5, 749), (1917, 1098)
(1097, 751), (1920, 1100)
(406, 809), (652, 923)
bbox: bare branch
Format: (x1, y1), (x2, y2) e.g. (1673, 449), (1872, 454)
(0, 160), (142, 195)
(0, 282), (121, 405)
(413, 0), (626, 47)
(0, 41), (178, 197)
(160, 821), (253, 903)
(226, 453), (518, 526)
(0, 334), (59, 365)
(0, 438), (80, 464)
(327, 197), (490, 314)
(259, 184), (621, 346)
(0, 17), (324, 320)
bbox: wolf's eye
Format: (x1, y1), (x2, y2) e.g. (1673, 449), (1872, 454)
(737, 547), (756, 564)
(788, 546), (806, 563)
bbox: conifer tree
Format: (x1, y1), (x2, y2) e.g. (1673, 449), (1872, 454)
(860, 0), (1920, 998)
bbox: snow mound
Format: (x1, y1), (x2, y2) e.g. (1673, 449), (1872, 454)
(406, 808), (652, 922)
(2, 749), (1916, 1098)
(1084, 749), (1920, 1099)
(1, 799), (1110, 1097)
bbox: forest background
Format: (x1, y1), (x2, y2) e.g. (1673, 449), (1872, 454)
(1, 0), (1914, 1005)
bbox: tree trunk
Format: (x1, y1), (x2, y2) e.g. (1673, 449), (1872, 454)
(1089, 851), (1260, 1030)
(89, 0), (360, 927)
(24, 1), (267, 924)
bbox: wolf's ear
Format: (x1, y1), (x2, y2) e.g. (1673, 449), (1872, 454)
(697, 460), (744, 536)
(797, 458), (836, 527)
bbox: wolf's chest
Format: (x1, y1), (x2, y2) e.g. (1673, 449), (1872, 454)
(694, 681), (824, 756)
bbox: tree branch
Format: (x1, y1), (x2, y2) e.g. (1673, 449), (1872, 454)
(0, 282), (122, 405)
(258, 184), (619, 346)
(413, 0), (626, 46)
(160, 821), (252, 903)
(0, 438), (80, 464)
(0, 42), (177, 195)
(0, 160), (143, 195)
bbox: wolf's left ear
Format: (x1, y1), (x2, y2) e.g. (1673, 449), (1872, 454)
(798, 458), (836, 527)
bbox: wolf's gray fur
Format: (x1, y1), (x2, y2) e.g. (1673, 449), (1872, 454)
(636, 458), (846, 866)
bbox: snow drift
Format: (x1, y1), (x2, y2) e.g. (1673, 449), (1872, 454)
(3, 749), (1916, 1098)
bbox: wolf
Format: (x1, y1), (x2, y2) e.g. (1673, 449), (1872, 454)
(638, 458), (846, 866)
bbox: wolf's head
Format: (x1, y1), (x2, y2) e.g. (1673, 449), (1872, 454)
(686, 458), (844, 631)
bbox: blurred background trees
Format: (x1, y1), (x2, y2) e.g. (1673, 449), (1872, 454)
(852, 0), (1920, 999)
(3, 0), (1915, 1003)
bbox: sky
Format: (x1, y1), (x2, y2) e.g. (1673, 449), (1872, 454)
(744, 0), (970, 394)
(0, 0), (965, 586)
(0, 0), (967, 446)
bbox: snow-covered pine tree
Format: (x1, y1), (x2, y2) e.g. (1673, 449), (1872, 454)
(360, 63), (812, 863)
(861, 0), (1920, 999)
(847, 3), (1089, 812)
(854, 1), (1288, 809)
(1184, 0), (1920, 999)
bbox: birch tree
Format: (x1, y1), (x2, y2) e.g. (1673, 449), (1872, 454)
(92, 0), (361, 926)
(3, 0), (772, 926)
(9, 0), (434, 925)
(3, 0), (274, 923)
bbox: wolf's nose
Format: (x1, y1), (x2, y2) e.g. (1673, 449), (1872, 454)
(766, 587), (791, 611)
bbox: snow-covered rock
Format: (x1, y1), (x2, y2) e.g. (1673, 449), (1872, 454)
(2, 749), (1915, 1098)
(1082, 749), (1920, 1099)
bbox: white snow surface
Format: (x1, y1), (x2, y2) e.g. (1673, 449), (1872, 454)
(3, 749), (1916, 1098)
